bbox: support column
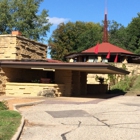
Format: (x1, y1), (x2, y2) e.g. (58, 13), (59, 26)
(80, 72), (87, 95)
(55, 70), (72, 96)
(0, 68), (7, 95)
(72, 71), (80, 96)
(122, 57), (128, 63)
(98, 56), (102, 62)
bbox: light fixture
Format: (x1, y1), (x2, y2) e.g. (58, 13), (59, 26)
(31, 67), (44, 70)
(43, 68), (55, 71)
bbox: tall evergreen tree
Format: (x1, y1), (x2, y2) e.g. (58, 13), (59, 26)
(0, 0), (51, 41)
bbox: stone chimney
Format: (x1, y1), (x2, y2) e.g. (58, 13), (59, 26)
(12, 31), (22, 36)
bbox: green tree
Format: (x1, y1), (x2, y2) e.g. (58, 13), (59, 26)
(108, 20), (127, 50)
(0, 0), (51, 41)
(126, 13), (140, 54)
(0, 0), (12, 34)
(77, 22), (102, 51)
(49, 21), (102, 61)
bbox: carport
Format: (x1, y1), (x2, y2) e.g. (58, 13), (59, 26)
(0, 61), (129, 97)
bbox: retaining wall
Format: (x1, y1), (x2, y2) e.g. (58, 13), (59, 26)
(6, 82), (64, 97)
(87, 63), (140, 84)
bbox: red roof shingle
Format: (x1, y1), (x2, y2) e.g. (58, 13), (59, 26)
(46, 59), (62, 63)
(82, 42), (133, 54)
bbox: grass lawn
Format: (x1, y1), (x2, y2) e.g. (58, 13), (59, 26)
(0, 104), (21, 140)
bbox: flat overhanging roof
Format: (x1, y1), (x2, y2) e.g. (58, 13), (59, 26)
(0, 61), (129, 74)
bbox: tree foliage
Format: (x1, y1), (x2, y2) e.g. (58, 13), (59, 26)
(49, 21), (102, 61)
(0, 0), (51, 41)
(108, 20), (127, 50)
(49, 12), (140, 60)
(126, 13), (140, 54)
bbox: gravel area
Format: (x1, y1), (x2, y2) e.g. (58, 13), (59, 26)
(18, 96), (140, 140)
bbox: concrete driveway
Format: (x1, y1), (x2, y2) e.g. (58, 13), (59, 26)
(19, 96), (140, 140)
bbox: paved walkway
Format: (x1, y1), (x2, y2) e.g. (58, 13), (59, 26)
(19, 96), (140, 140)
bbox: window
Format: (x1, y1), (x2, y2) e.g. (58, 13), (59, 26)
(88, 56), (98, 62)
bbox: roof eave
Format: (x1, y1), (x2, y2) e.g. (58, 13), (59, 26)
(0, 61), (129, 75)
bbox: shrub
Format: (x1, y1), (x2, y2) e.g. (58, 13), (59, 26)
(0, 100), (9, 110)
(111, 75), (137, 92)
(108, 63), (128, 86)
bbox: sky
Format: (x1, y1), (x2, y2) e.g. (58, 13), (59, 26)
(39, 0), (140, 58)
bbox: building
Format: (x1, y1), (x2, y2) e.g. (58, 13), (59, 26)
(65, 9), (140, 84)
(66, 10), (140, 64)
(66, 42), (140, 64)
(0, 31), (129, 97)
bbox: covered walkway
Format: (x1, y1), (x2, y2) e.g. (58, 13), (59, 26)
(0, 61), (129, 97)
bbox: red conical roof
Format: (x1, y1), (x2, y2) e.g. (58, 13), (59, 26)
(82, 42), (133, 54)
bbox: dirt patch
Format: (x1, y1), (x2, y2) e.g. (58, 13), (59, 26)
(6, 98), (43, 110)
(25, 120), (39, 127)
(25, 120), (48, 127)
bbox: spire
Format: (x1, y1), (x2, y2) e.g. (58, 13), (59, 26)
(103, 0), (108, 42)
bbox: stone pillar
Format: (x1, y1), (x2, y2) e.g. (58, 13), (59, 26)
(80, 72), (87, 95)
(0, 68), (7, 95)
(55, 70), (72, 96)
(122, 57), (128, 63)
(98, 56), (102, 62)
(72, 71), (80, 96)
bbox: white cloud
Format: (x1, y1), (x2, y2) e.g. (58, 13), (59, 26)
(47, 17), (70, 25)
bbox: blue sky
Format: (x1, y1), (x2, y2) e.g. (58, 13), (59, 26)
(39, 0), (140, 58)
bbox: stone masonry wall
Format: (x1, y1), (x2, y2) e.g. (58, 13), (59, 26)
(0, 35), (47, 60)
(87, 63), (140, 84)
(0, 68), (7, 94)
(16, 36), (47, 60)
(115, 63), (140, 75)
(6, 83), (64, 97)
(0, 36), (17, 59)
(55, 70), (72, 96)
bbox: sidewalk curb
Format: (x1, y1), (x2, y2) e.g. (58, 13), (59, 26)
(11, 100), (45, 140)
(11, 117), (25, 140)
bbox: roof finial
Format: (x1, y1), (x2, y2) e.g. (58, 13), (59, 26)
(103, 0), (108, 42)
(105, 0), (107, 14)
